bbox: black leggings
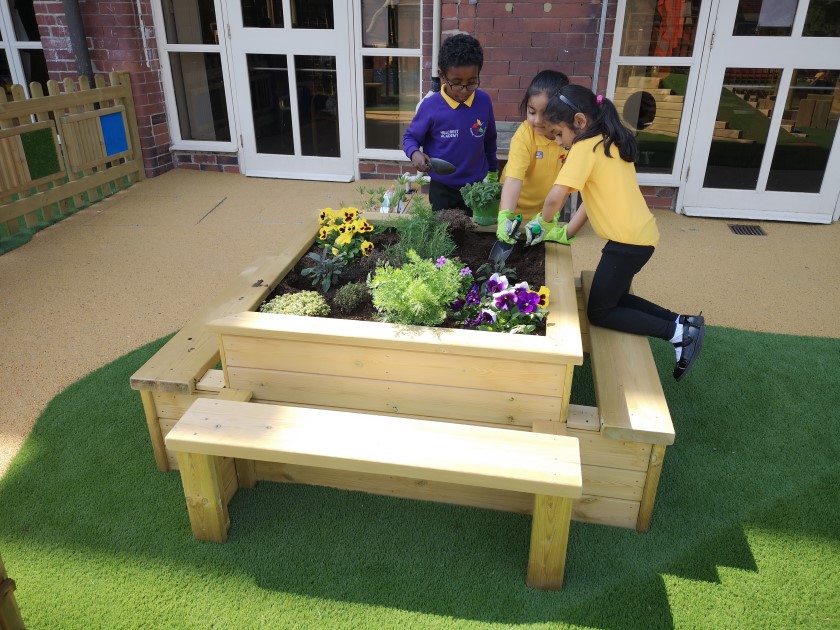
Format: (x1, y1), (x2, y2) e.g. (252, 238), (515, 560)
(429, 180), (469, 214)
(587, 240), (678, 341)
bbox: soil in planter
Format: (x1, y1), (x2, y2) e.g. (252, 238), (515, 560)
(266, 219), (545, 326)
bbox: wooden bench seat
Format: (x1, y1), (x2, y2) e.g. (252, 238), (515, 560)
(580, 270), (675, 532)
(165, 397), (583, 590)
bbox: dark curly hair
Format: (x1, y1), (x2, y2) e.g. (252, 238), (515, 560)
(437, 34), (484, 74)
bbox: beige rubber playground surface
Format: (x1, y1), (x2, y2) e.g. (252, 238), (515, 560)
(2, 168), (839, 478)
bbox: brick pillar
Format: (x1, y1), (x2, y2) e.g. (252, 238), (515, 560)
(34, 0), (173, 177)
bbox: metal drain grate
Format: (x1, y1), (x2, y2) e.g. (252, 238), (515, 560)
(728, 224), (767, 236)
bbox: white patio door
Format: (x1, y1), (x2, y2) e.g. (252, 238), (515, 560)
(681, 0), (840, 223)
(226, 1), (355, 181)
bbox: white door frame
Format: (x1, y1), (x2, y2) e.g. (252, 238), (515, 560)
(225, 1), (357, 181)
(678, 0), (840, 223)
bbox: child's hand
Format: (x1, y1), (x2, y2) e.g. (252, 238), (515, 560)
(410, 150), (431, 172)
(496, 209), (518, 244)
(524, 214), (556, 246)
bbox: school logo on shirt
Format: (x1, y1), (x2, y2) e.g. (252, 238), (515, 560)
(440, 129), (459, 139)
(469, 119), (487, 138)
(535, 151), (544, 159)
(559, 153), (567, 165)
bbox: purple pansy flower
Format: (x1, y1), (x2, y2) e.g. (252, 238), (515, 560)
(493, 288), (517, 311)
(435, 256), (447, 268)
(451, 297), (465, 311)
(478, 309), (497, 324)
(517, 290), (541, 314)
(485, 273), (508, 295)
(466, 283), (481, 305)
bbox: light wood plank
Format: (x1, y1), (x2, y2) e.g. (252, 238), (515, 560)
(527, 495), (574, 590)
(637, 444), (667, 532)
(174, 451), (229, 542)
(0, 553), (25, 630)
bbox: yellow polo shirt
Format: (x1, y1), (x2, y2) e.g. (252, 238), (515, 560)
(501, 122), (567, 219)
(554, 135), (659, 247)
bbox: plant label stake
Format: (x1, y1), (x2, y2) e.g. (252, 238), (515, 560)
(488, 214), (522, 264)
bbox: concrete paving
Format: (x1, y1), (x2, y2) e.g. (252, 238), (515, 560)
(2, 168), (839, 477)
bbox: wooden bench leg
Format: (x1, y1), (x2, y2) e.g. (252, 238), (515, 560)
(175, 452), (230, 542)
(527, 494), (574, 590)
(637, 444), (666, 533)
(235, 459), (257, 488)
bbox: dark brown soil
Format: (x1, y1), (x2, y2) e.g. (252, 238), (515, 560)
(266, 222), (545, 325)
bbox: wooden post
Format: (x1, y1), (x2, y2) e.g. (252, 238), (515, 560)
(0, 554), (25, 630)
(174, 451), (230, 542)
(637, 444), (667, 533)
(216, 389), (257, 488)
(140, 391), (169, 472)
(527, 494), (574, 590)
(113, 72), (145, 182)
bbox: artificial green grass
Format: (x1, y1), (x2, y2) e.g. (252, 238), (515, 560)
(1, 327), (839, 628)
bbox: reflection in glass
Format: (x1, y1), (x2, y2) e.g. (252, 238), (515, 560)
(733, 0), (799, 36)
(242, 0), (284, 28)
(614, 66), (690, 174)
(363, 56), (420, 150)
(767, 69), (840, 192)
(8, 0), (41, 41)
(295, 55), (340, 157)
(161, 0), (218, 45)
(620, 0), (701, 57)
(362, 0), (421, 48)
(246, 54), (292, 154)
(703, 68), (781, 189)
(803, 0), (840, 37)
(1, 51), (12, 97)
(292, 0), (334, 29)
(169, 52), (231, 142)
(19, 49), (48, 89)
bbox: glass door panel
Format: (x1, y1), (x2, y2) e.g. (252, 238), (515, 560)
(362, 56), (420, 150)
(241, 0), (284, 28)
(295, 55), (339, 157)
(733, 0), (800, 36)
(291, 0), (333, 29)
(803, 0), (840, 36)
(767, 68), (840, 192)
(703, 68), (782, 189)
(246, 54), (292, 154)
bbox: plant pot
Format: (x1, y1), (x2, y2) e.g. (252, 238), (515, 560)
(470, 199), (500, 226)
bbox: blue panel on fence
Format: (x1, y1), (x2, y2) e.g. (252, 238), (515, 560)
(100, 112), (129, 156)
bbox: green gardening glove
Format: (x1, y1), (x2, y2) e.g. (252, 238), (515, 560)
(543, 222), (575, 246)
(484, 170), (499, 183)
(524, 213), (557, 246)
(496, 209), (518, 244)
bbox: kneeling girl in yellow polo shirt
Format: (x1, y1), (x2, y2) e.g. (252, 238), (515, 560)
(526, 84), (706, 381)
(496, 70), (572, 243)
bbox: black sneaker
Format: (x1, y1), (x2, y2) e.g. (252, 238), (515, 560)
(679, 312), (705, 328)
(673, 321), (705, 381)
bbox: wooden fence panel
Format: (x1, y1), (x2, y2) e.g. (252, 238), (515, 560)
(0, 72), (145, 241)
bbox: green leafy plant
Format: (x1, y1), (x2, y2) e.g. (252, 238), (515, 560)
(460, 180), (502, 225)
(474, 260), (518, 285)
(301, 249), (347, 293)
(389, 197), (456, 262)
(368, 250), (466, 326)
(356, 185), (388, 212)
(333, 282), (370, 314)
(259, 291), (330, 317)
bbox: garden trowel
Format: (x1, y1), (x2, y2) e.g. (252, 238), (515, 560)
(488, 214), (522, 264)
(426, 157), (457, 175)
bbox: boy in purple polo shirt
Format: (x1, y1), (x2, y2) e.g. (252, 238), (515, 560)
(403, 34), (498, 214)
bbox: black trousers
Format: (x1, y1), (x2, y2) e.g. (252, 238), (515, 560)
(587, 240), (678, 341)
(429, 180), (469, 214)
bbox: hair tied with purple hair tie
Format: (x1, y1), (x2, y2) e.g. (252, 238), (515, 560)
(596, 94), (604, 105)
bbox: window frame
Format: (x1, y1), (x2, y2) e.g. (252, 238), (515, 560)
(151, 0), (238, 152)
(0, 0), (46, 97)
(353, 0), (422, 160)
(607, 0), (716, 187)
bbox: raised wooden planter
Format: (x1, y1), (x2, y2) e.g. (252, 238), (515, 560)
(131, 215), (671, 531)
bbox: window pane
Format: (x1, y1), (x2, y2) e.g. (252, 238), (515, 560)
(803, 0), (840, 37)
(8, 0), (40, 41)
(19, 49), (48, 89)
(362, 0), (420, 48)
(1, 51), (12, 97)
(767, 69), (840, 192)
(292, 0), (334, 29)
(703, 68), (782, 189)
(246, 54), (293, 154)
(241, 0), (284, 28)
(161, 0), (218, 45)
(296, 55), (339, 157)
(169, 52), (230, 141)
(614, 66), (689, 173)
(620, 0), (701, 57)
(733, 0), (799, 36)
(363, 56), (420, 150)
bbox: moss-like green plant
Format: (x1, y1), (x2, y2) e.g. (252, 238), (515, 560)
(390, 197), (455, 262)
(259, 291), (330, 317)
(333, 282), (370, 314)
(368, 250), (464, 326)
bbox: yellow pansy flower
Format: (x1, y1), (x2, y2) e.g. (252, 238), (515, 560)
(537, 286), (550, 308)
(354, 219), (374, 233)
(335, 231), (353, 247)
(318, 208), (335, 224)
(342, 207), (359, 223)
(361, 240), (374, 256)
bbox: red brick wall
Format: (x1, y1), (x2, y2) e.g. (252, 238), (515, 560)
(34, 0), (173, 177)
(173, 151), (240, 174)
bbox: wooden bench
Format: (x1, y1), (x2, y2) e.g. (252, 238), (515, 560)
(165, 396), (583, 590)
(580, 270), (675, 532)
(0, 554), (24, 630)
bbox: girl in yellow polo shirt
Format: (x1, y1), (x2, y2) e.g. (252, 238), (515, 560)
(526, 84), (706, 381)
(496, 71), (570, 243)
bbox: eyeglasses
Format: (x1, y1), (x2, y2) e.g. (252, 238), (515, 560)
(442, 75), (480, 92)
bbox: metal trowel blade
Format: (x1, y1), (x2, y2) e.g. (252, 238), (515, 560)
(427, 157), (457, 175)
